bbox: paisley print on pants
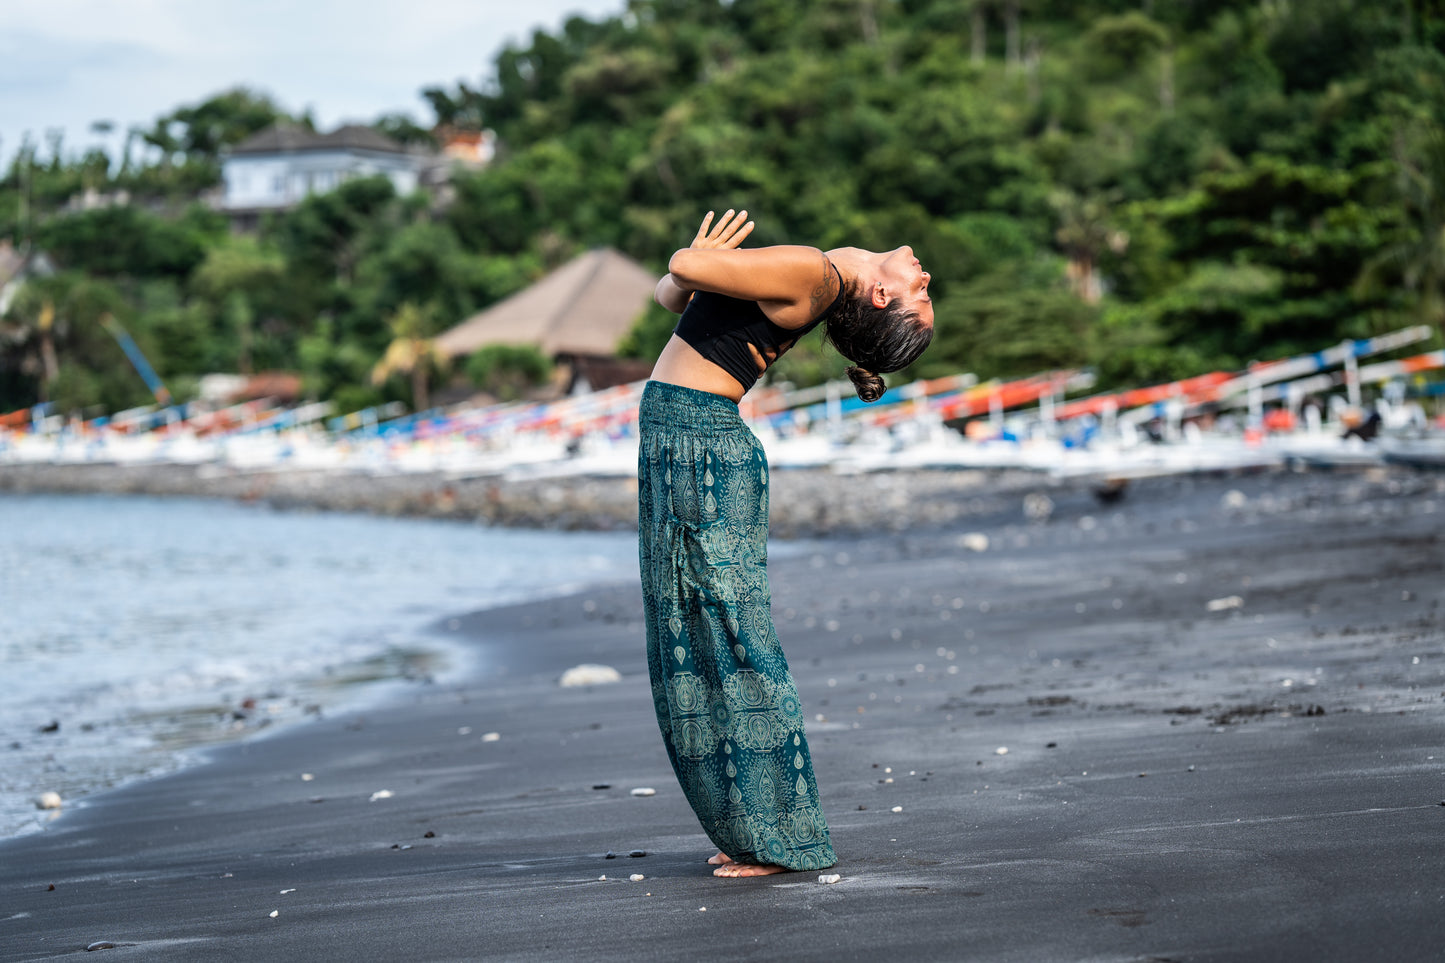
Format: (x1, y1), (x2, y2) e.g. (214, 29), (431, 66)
(638, 380), (836, 871)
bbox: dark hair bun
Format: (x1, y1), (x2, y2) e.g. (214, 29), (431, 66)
(846, 366), (886, 403)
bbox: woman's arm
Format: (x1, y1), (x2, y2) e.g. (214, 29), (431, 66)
(654, 274), (693, 314)
(654, 209), (755, 314)
(667, 245), (837, 328)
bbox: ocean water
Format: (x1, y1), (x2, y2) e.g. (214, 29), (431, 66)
(0, 494), (640, 838)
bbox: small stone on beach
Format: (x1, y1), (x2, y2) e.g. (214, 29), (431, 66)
(37, 791), (62, 810)
(268, 910), (278, 918)
(630, 874), (645, 882)
(280, 888), (296, 894)
(481, 732), (501, 742)
(592, 784), (611, 790)
(84, 942), (116, 951)
(629, 850), (646, 857)
(995, 747), (1008, 755)
(630, 787), (656, 797)
(301, 773), (314, 781)
(369, 790), (394, 801)
(891, 806), (903, 813)
(560, 664), (622, 687)
(818, 874), (842, 884)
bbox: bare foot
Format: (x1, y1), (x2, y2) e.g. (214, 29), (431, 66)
(707, 852), (734, 866)
(713, 862), (788, 878)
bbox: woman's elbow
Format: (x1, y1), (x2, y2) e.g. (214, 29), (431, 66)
(668, 248), (700, 284)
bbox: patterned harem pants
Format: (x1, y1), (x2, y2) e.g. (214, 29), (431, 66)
(637, 379), (836, 871)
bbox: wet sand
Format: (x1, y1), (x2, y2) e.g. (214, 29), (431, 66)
(2, 468), (1443, 962)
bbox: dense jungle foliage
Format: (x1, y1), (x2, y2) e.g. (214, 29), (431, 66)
(2, 0), (1443, 415)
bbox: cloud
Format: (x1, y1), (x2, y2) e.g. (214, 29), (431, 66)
(0, 0), (623, 162)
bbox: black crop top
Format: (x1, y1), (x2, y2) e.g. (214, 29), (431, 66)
(672, 263), (845, 392)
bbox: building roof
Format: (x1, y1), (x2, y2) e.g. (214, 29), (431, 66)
(229, 123), (408, 156)
(435, 248), (659, 360)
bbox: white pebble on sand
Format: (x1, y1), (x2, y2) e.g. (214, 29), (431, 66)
(1207, 595), (1244, 612)
(630, 874), (645, 882)
(959, 533), (989, 553)
(891, 806), (903, 813)
(269, 910), (279, 918)
(369, 790), (394, 801)
(560, 664), (622, 687)
(630, 787), (656, 797)
(36, 791), (62, 810)
(818, 874), (842, 884)
(481, 732), (501, 742)
(301, 773), (314, 781)
(995, 747), (1009, 755)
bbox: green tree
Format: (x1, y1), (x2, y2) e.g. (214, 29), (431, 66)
(2, 273), (154, 413)
(371, 302), (446, 411)
(465, 344), (554, 401)
(1358, 123), (1445, 341)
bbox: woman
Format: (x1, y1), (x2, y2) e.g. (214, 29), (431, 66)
(639, 210), (933, 877)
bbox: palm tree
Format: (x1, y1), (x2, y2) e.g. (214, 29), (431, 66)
(371, 302), (446, 412)
(0, 287), (60, 403)
(1359, 124), (1445, 341)
(36, 300), (58, 395)
(1052, 190), (1125, 305)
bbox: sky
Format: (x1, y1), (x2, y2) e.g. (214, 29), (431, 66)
(0, 0), (626, 166)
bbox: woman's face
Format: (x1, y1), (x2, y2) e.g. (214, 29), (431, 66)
(875, 246), (933, 326)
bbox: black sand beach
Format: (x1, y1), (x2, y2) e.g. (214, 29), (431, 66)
(2, 467), (1443, 962)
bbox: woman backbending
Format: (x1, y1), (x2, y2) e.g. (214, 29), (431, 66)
(639, 209), (933, 877)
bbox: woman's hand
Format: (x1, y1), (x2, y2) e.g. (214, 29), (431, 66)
(656, 209), (756, 313)
(691, 209), (754, 250)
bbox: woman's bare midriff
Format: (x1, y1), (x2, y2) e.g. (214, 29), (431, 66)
(649, 334), (749, 402)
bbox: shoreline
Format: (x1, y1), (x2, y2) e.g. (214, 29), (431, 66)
(0, 495), (641, 842)
(2, 469), (1443, 961)
(0, 458), (1382, 538)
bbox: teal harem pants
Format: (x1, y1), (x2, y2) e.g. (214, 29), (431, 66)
(637, 380), (836, 871)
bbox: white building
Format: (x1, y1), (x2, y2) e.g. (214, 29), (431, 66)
(220, 125), (422, 226)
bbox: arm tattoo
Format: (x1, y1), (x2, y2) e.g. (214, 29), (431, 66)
(807, 252), (835, 318)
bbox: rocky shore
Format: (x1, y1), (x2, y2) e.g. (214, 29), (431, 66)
(1, 461), (1110, 538)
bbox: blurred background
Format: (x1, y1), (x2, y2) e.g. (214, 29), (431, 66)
(3, 0), (1442, 418)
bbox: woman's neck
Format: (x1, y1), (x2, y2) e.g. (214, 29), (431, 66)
(824, 246), (869, 288)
